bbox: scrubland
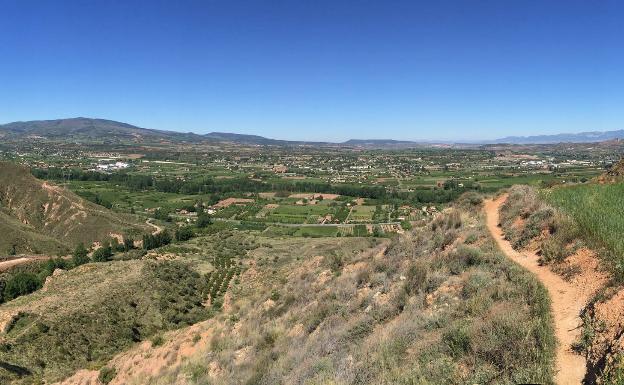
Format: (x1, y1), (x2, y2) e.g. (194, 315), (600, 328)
(63, 194), (557, 385)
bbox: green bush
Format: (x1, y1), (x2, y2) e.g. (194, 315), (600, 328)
(3, 272), (41, 301)
(72, 243), (89, 266)
(92, 245), (112, 262)
(443, 323), (471, 357)
(175, 226), (194, 242)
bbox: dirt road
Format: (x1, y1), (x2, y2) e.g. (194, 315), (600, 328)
(484, 195), (587, 385)
(0, 255), (59, 272)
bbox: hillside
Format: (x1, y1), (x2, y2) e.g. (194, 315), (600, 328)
(55, 198), (555, 385)
(0, 118), (201, 143)
(595, 158), (624, 183)
(0, 211), (65, 255)
(0, 260), (210, 383)
(0, 162), (147, 253)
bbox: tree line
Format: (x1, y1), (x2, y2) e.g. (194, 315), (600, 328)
(31, 167), (478, 204)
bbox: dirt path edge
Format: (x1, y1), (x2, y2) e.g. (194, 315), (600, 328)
(484, 194), (587, 385)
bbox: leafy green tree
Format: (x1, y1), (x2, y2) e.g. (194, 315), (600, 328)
(4, 272), (40, 301)
(92, 244), (112, 262)
(196, 212), (212, 228)
(153, 208), (171, 221)
(155, 230), (172, 246)
(175, 226), (194, 242)
(123, 236), (134, 251)
(143, 230), (172, 250)
(72, 243), (89, 266)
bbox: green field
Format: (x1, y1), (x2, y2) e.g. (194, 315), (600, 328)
(348, 205), (375, 222)
(294, 226), (339, 237)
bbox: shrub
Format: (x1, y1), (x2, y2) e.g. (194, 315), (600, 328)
(92, 245), (112, 262)
(143, 230), (172, 250)
(464, 232), (478, 244)
(3, 272), (41, 301)
(110, 238), (125, 253)
(432, 230), (457, 250)
(175, 226), (194, 242)
(123, 236), (135, 251)
(457, 191), (483, 211)
(151, 334), (165, 347)
(513, 207), (554, 249)
(72, 243), (89, 266)
(443, 323), (471, 357)
(404, 261), (428, 295)
(98, 367), (116, 384)
(432, 210), (462, 231)
(196, 212), (212, 228)
(328, 254), (343, 275)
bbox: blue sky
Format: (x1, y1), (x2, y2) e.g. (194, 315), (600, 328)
(0, 0), (622, 141)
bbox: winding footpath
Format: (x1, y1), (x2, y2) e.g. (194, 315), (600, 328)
(484, 195), (587, 385)
(145, 218), (164, 234)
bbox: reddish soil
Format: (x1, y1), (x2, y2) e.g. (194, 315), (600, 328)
(485, 195), (605, 385)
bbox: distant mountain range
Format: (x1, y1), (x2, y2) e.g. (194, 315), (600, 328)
(0, 117), (622, 146)
(491, 130), (624, 144)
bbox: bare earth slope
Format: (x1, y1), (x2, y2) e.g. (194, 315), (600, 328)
(0, 162), (148, 252)
(485, 195), (587, 385)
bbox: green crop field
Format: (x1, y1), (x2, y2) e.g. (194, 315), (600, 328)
(348, 205), (375, 221)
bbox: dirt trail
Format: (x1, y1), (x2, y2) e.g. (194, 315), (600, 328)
(485, 195), (588, 385)
(0, 256), (58, 272)
(145, 218), (163, 234)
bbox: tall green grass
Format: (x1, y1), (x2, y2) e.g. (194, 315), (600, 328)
(544, 183), (624, 277)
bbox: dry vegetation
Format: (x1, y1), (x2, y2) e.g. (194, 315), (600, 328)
(0, 260), (212, 384)
(59, 196), (555, 385)
(499, 184), (624, 384)
(0, 162), (147, 255)
(499, 185), (582, 266)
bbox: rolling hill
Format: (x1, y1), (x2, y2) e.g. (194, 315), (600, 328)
(0, 162), (148, 255)
(0, 117), (201, 142)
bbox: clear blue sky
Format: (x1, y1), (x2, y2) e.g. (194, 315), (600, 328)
(0, 0), (622, 141)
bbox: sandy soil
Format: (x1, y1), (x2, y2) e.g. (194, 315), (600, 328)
(485, 195), (593, 385)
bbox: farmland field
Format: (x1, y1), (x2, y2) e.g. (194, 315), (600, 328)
(294, 226), (339, 237)
(348, 205), (375, 222)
